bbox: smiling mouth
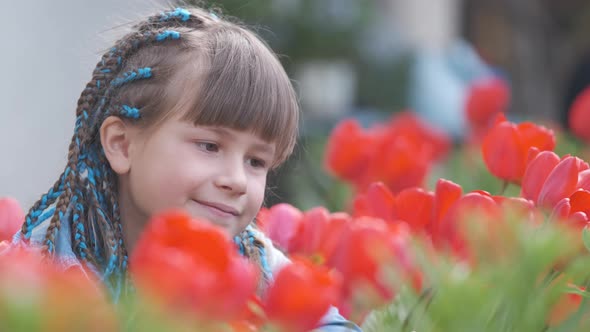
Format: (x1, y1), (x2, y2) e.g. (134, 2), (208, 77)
(194, 200), (239, 217)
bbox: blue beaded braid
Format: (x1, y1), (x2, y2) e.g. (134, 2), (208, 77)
(156, 30), (181, 41)
(23, 7), (209, 301)
(235, 226), (273, 282)
(119, 105), (140, 119)
(160, 7), (191, 22)
(110, 67), (152, 87)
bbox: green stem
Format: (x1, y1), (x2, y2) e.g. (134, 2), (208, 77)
(301, 153), (340, 211)
(500, 180), (509, 195)
(401, 287), (434, 331)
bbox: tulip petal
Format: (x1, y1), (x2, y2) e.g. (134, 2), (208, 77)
(521, 151), (561, 202)
(482, 121), (525, 182)
(393, 187), (434, 232)
(432, 179), (463, 234)
(569, 86), (590, 143)
(538, 157), (582, 208)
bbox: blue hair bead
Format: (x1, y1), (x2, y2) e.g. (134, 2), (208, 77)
(161, 8), (190, 21)
(258, 246), (272, 280)
(234, 236), (245, 256)
(111, 67), (152, 87)
(38, 207), (55, 222)
(46, 239), (54, 253)
(156, 30), (180, 41)
(87, 168), (96, 185)
(120, 105), (140, 119)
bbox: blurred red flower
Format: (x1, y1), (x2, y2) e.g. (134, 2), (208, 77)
(327, 217), (421, 319)
(0, 247), (116, 331)
(265, 258), (342, 332)
(482, 115), (555, 183)
(0, 197), (24, 242)
(465, 78), (510, 137)
(130, 210), (258, 322)
(325, 112), (451, 194)
(324, 119), (375, 184)
(568, 86), (590, 143)
(522, 152), (589, 209)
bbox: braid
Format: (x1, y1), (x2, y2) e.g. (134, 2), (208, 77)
(23, 7), (217, 298)
(235, 227), (273, 295)
(21, 172), (65, 239)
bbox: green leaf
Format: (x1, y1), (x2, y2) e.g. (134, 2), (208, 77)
(582, 227), (590, 253)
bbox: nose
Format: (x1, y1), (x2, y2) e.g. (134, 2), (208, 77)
(213, 158), (247, 195)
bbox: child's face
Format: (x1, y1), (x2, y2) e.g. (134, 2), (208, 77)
(117, 113), (276, 239)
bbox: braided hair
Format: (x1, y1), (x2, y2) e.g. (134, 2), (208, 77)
(21, 7), (299, 298)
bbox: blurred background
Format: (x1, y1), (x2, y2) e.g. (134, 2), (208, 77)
(2, 0), (590, 211)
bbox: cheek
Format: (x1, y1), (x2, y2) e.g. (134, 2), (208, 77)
(130, 146), (200, 209)
(247, 176), (267, 208)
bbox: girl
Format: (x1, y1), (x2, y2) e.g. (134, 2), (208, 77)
(11, 6), (360, 332)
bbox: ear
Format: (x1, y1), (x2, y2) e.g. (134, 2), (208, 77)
(100, 116), (133, 175)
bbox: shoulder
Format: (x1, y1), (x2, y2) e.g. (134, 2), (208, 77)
(10, 216), (85, 272)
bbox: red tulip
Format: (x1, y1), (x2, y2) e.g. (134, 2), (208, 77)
(393, 187), (435, 232)
(549, 190), (590, 228)
(365, 132), (432, 193)
(482, 117), (555, 183)
(327, 217), (418, 311)
(290, 208), (350, 263)
(465, 78), (510, 135)
(353, 182), (396, 221)
(521, 151), (561, 202)
(130, 210), (258, 321)
(568, 86), (590, 143)
(517, 122), (556, 152)
(482, 120), (524, 182)
(438, 192), (501, 261)
(258, 203), (303, 252)
(537, 156), (588, 209)
(431, 179), (463, 239)
(570, 189), (590, 216)
(0, 197), (24, 242)
(0, 247), (116, 331)
(324, 119), (375, 182)
(265, 258), (342, 332)
(577, 169), (590, 191)
(387, 111), (451, 161)
(325, 112), (451, 194)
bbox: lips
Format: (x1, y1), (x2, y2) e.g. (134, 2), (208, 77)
(194, 200), (240, 217)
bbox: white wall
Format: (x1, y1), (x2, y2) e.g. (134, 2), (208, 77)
(0, 0), (167, 208)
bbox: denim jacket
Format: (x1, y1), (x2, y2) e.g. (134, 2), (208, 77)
(10, 219), (362, 332)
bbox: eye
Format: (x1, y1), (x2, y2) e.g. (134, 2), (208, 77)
(197, 142), (219, 152)
(248, 157), (267, 169)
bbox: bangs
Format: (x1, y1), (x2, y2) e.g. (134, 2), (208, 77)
(177, 26), (299, 165)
